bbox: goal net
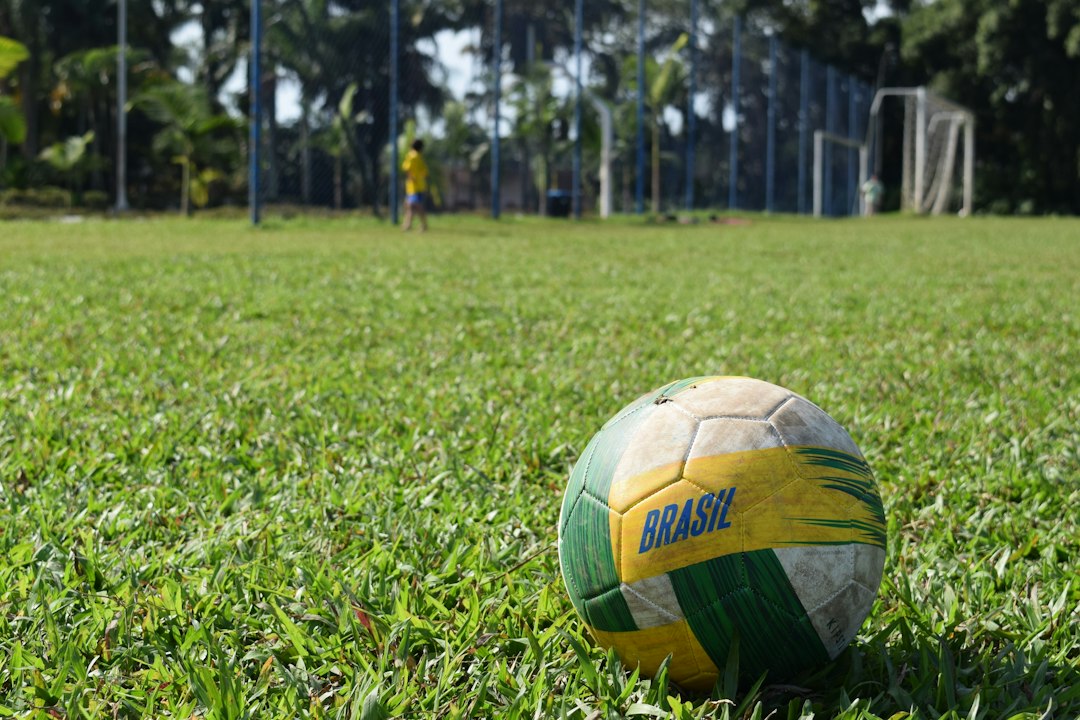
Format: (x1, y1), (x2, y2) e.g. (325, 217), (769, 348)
(866, 87), (975, 216)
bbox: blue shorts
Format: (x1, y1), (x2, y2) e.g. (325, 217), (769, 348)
(407, 192), (425, 205)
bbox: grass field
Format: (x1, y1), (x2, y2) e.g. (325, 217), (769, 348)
(0, 214), (1077, 719)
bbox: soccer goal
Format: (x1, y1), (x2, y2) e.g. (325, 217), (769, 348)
(813, 131), (868, 218)
(865, 87), (975, 216)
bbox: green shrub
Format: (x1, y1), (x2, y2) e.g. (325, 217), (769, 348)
(0, 186), (70, 208)
(82, 190), (109, 210)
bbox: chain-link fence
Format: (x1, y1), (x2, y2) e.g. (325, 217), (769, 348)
(54, 0), (871, 220)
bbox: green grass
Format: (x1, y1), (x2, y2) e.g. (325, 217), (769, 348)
(0, 214), (1077, 719)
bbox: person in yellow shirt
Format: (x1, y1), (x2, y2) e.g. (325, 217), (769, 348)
(402, 139), (429, 231)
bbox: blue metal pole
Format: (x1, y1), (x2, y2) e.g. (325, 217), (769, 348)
(390, 0), (399, 224)
(116, 0), (129, 211)
(491, 0), (502, 219)
(728, 15), (741, 211)
(249, 0), (262, 225)
(573, 0), (583, 219)
(766, 34), (777, 214)
(848, 73), (857, 215)
(635, 0), (645, 214)
(798, 49), (808, 215)
(685, 0), (697, 211)
(825, 64), (835, 216)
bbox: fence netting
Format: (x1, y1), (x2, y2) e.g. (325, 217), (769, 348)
(246, 1), (877, 219)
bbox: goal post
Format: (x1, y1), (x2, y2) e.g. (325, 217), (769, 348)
(866, 87), (975, 216)
(813, 130), (868, 218)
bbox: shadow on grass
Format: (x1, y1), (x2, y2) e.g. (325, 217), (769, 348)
(748, 627), (1080, 718)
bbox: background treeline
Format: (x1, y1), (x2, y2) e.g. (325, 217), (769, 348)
(0, 0), (1077, 215)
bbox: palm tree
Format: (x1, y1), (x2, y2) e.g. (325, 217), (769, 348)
(268, 0), (449, 213)
(194, 0), (248, 104)
(132, 80), (239, 214)
(508, 63), (568, 215)
(627, 32), (688, 214)
(266, 0), (325, 205)
(53, 46), (150, 192)
(311, 81), (366, 210)
(427, 100), (487, 210)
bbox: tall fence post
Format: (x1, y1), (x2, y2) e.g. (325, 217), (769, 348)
(963, 114), (975, 216)
(914, 86), (927, 214)
(847, 74), (857, 215)
(573, 0), (583, 219)
(824, 64), (835, 216)
(813, 130), (823, 217)
(766, 34), (777, 214)
(491, 0), (503, 219)
(390, 0), (399, 224)
(249, 0), (262, 225)
(685, 0), (697, 212)
(728, 15), (741, 210)
(635, 0), (645, 214)
(116, 0), (129, 212)
(798, 49), (809, 215)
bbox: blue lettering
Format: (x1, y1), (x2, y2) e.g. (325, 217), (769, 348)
(637, 487), (737, 554)
(713, 487), (734, 530)
(671, 499), (694, 543)
(708, 488), (730, 532)
(690, 493), (713, 536)
(656, 503), (678, 547)
(639, 509), (660, 553)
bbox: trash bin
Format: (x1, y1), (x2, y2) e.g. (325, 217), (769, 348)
(546, 189), (572, 218)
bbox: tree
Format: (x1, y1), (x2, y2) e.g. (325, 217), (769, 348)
(194, 0), (248, 105)
(133, 80), (240, 214)
(508, 63), (569, 215)
(267, 0), (450, 212)
(426, 100), (487, 211)
(901, 0), (1080, 213)
(646, 33), (687, 214)
(0, 0), (191, 190)
(727, 0), (899, 79)
(52, 46), (149, 192)
(311, 81), (367, 210)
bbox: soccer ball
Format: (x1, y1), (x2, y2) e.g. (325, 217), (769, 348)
(558, 376), (886, 691)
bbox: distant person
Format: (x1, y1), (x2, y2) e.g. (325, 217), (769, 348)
(402, 139), (429, 232)
(862, 174), (884, 217)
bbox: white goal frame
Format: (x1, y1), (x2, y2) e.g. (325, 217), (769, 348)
(866, 87), (975, 216)
(813, 130), (869, 218)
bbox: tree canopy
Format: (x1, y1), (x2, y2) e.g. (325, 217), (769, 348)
(0, 0), (1075, 213)
(901, 0), (1080, 212)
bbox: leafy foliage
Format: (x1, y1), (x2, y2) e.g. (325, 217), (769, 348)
(901, 0), (1080, 213)
(132, 81), (241, 213)
(0, 33), (28, 77)
(508, 64), (570, 214)
(0, 35), (28, 145)
(37, 130), (94, 171)
(0, 94), (23, 143)
(37, 130), (96, 204)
